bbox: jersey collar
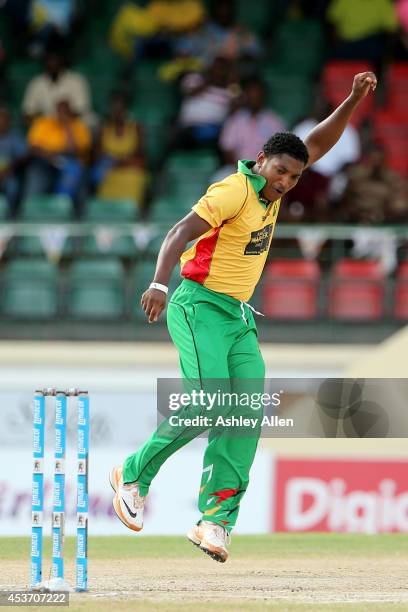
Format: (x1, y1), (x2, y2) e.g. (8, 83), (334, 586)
(237, 159), (268, 207)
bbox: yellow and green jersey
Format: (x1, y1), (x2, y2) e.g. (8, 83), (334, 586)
(180, 160), (281, 302)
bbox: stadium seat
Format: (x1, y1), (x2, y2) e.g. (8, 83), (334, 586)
(328, 259), (385, 320)
(0, 195), (9, 220)
(84, 197), (139, 222)
(148, 196), (194, 224)
(8, 59), (41, 109)
(261, 69), (314, 127)
(373, 110), (408, 176)
(11, 194), (72, 257)
(271, 19), (325, 77)
(393, 262), (408, 320)
(144, 230), (170, 257)
(166, 151), (219, 176)
(261, 259), (321, 319)
(2, 258), (58, 319)
(67, 258), (125, 319)
(20, 195), (73, 222)
(9, 195), (73, 257)
(132, 261), (181, 320)
(322, 61), (375, 126)
(80, 231), (138, 259)
(80, 198), (139, 259)
(385, 63), (408, 114)
(159, 151), (218, 202)
(237, 0), (273, 35)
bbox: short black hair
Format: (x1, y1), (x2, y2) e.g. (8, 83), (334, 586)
(263, 132), (309, 166)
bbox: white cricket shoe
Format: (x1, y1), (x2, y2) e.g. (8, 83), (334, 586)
(109, 465), (145, 532)
(187, 520), (230, 562)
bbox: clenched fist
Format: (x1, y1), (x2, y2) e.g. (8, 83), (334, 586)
(351, 72), (377, 100)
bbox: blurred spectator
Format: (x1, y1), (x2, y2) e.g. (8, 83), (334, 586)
(22, 51), (92, 126)
(337, 145), (408, 224)
(27, 0), (82, 58)
(213, 76), (285, 181)
(91, 92), (148, 207)
(110, 0), (206, 60)
(327, 0), (398, 63)
(293, 101), (361, 178)
(394, 0), (408, 58)
(25, 99), (91, 206)
(3, 0), (31, 53)
(282, 100), (361, 222)
(0, 104), (27, 217)
(169, 57), (237, 152)
(172, 0), (262, 70)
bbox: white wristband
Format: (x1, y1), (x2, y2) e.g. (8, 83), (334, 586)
(149, 282), (168, 295)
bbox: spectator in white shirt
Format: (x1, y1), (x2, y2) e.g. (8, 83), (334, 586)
(281, 99), (361, 222)
(171, 56), (236, 151)
(293, 101), (361, 178)
(213, 76), (285, 181)
(22, 51), (93, 126)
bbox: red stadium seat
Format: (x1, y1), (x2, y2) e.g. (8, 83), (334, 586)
(386, 63), (408, 114)
(373, 110), (408, 176)
(328, 260), (385, 320)
(261, 260), (320, 320)
(322, 61), (375, 126)
(393, 261), (408, 319)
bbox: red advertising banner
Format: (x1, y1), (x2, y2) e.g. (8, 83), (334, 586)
(274, 458), (408, 533)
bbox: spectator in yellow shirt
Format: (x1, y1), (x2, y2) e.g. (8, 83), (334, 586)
(110, 0), (206, 60)
(328, 0), (398, 63)
(25, 98), (91, 208)
(91, 92), (148, 206)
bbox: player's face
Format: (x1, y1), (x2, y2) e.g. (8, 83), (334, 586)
(256, 152), (305, 202)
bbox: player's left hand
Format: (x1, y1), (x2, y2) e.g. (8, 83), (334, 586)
(351, 72), (377, 100)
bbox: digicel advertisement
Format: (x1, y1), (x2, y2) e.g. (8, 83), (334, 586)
(273, 459), (408, 534)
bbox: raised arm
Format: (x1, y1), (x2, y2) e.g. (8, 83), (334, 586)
(304, 72), (377, 167)
(141, 212), (211, 323)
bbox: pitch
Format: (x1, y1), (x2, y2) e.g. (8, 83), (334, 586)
(2, 534), (408, 611)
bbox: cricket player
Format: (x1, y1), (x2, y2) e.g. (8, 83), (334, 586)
(110, 72), (377, 562)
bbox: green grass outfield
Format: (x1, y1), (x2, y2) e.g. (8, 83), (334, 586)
(2, 534), (408, 612)
(2, 533), (408, 560)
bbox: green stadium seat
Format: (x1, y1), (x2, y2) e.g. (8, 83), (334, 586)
(67, 258), (125, 319)
(148, 196), (192, 223)
(144, 230), (170, 257)
(8, 60), (41, 108)
(84, 197), (139, 222)
(132, 68), (178, 123)
(11, 195), (71, 256)
(2, 258), (58, 319)
(237, 0), (274, 35)
(8, 235), (45, 258)
(262, 70), (314, 127)
(20, 195), (73, 222)
(271, 20), (325, 77)
(166, 151), (219, 175)
(0, 195), (9, 220)
(81, 199), (139, 258)
(131, 261), (181, 320)
(81, 232), (138, 259)
(159, 151), (216, 200)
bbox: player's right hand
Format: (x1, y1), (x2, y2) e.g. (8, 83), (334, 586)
(141, 288), (167, 323)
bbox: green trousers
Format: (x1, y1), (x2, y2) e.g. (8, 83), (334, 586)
(123, 279), (265, 532)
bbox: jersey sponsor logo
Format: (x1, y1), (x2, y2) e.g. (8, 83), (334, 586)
(244, 224), (273, 255)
